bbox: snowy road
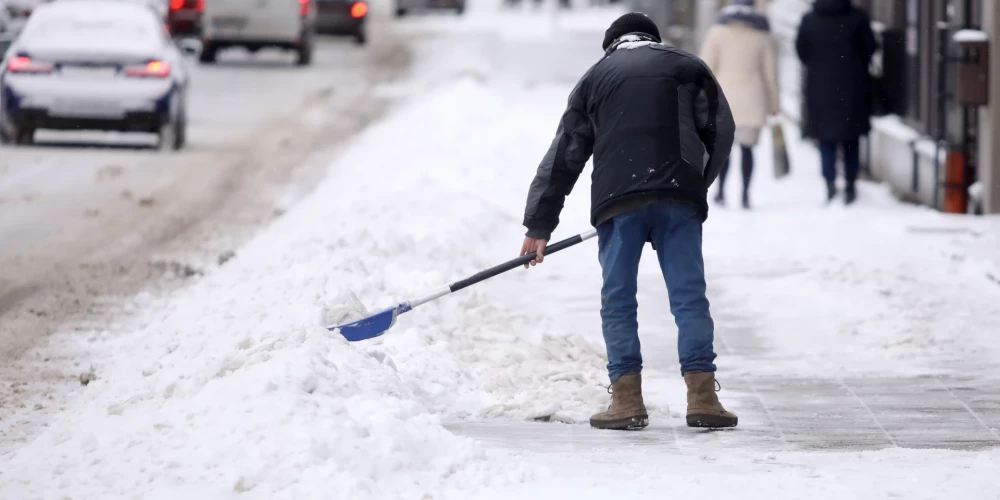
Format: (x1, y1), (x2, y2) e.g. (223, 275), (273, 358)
(2, 3), (1000, 499)
(0, 15), (411, 448)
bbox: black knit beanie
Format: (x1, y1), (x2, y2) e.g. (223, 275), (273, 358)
(603, 12), (661, 51)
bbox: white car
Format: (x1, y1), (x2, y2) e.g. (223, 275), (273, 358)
(200, 0), (316, 66)
(0, 0), (192, 149)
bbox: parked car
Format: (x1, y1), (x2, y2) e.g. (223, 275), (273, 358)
(0, 1), (12, 36)
(0, 0), (191, 149)
(200, 0), (316, 65)
(395, 0), (464, 17)
(167, 0), (202, 37)
(3, 0), (44, 34)
(315, 0), (367, 45)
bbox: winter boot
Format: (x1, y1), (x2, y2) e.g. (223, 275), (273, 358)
(713, 190), (725, 206)
(844, 182), (857, 205)
(741, 191), (751, 210)
(590, 372), (649, 430)
(684, 371), (738, 428)
(825, 179), (838, 203)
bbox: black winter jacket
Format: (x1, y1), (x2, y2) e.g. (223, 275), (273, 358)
(522, 34), (735, 240)
(795, 0), (877, 141)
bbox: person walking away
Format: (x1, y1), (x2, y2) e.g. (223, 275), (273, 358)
(795, 0), (876, 205)
(519, 13), (738, 430)
(700, 0), (779, 209)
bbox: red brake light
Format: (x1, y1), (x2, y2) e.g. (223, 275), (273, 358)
(350, 1), (368, 18)
(299, 0), (310, 16)
(125, 60), (171, 78)
(170, 0), (184, 9)
(8, 56), (54, 74)
(196, 0), (205, 12)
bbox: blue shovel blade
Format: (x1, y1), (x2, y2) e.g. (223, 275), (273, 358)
(328, 304), (404, 342)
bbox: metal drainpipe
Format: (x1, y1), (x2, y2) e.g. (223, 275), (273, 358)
(961, 0), (977, 213)
(934, 20), (949, 210)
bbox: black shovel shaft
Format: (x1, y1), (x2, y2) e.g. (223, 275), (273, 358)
(448, 230), (596, 293)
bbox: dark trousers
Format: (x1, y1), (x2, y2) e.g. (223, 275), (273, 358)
(819, 138), (860, 184)
(716, 145), (753, 197)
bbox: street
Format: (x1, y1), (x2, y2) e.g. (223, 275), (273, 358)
(1, 1), (1000, 499)
(0, 14), (411, 447)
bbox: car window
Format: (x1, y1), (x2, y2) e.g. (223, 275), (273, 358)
(26, 17), (157, 45)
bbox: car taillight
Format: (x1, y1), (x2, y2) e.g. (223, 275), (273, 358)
(350, 1), (368, 18)
(299, 0), (310, 16)
(125, 60), (170, 78)
(196, 0), (205, 12)
(170, 0), (184, 9)
(7, 56), (54, 74)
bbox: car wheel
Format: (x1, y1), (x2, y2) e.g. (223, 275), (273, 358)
(174, 111), (187, 150)
(156, 121), (180, 151)
(15, 127), (34, 146)
(354, 31), (366, 45)
(199, 43), (218, 64)
(395, 7), (406, 17)
(296, 40), (313, 66)
(455, 3), (465, 14)
(0, 115), (12, 145)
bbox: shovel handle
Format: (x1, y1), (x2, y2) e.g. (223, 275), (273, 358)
(448, 229), (597, 293)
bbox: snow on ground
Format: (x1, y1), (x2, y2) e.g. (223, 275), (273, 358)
(702, 120), (1000, 378)
(2, 3), (1000, 498)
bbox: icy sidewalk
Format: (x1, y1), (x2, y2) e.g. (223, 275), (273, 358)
(445, 110), (1000, 497)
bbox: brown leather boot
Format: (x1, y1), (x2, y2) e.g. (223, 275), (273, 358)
(590, 372), (649, 430)
(684, 371), (738, 428)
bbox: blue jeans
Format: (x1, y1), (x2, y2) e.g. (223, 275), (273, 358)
(819, 138), (860, 183)
(597, 201), (717, 382)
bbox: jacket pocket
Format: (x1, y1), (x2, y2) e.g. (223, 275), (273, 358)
(677, 83), (708, 175)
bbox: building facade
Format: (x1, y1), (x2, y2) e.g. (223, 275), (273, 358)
(635, 0), (999, 214)
(772, 0), (996, 214)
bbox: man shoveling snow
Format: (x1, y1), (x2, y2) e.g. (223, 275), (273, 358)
(519, 12), (738, 431)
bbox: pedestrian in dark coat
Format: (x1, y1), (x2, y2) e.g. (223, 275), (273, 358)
(795, 0), (876, 204)
(519, 13), (738, 431)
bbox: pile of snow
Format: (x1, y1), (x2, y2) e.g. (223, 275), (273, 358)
(0, 76), (607, 498)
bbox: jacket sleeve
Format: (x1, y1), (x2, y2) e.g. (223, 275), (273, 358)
(858, 11), (878, 61)
(693, 63), (735, 188)
(522, 74), (594, 240)
(795, 15), (811, 63)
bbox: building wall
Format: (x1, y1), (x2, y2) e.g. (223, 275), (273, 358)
(768, 0), (951, 209)
(980, 0), (1000, 213)
(648, 0), (997, 213)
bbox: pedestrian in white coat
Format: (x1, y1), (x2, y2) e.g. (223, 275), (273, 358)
(699, 0), (779, 209)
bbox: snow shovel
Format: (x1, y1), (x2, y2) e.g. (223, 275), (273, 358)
(328, 229), (597, 341)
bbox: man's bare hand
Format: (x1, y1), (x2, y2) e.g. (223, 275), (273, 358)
(520, 237), (548, 268)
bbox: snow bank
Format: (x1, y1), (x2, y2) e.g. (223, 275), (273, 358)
(0, 76), (609, 498)
(954, 29), (988, 43)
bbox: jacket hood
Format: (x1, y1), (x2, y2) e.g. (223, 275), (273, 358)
(813, 0), (852, 15)
(715, 5), (770, 32)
